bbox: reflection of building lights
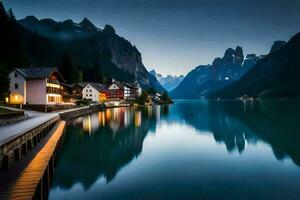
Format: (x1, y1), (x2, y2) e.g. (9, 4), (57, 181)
(106, 109), (111, 121)
(99, 111), (106, 126)
(147, 106), (153, 117)
(83, 115), (92, 135)
(134, 111), (142, 127)
(124, 109), (132, 127)
(156, 106), (161, 121)
(109, 120), (120, 133)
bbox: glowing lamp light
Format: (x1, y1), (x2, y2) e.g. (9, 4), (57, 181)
(5, 97), (9, 103)
(15, 95), (19, 100)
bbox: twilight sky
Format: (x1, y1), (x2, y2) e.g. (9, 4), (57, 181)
(3, 0), (300, 76)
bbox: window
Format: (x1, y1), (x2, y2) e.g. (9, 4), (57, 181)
(86, 94), (88, 97)
(90, 90), (92, 92)
(15, 83), (18, 89)
(86, 89), (88, 92)
(14, 72), (17, 78)
(90, 94), (92, 97)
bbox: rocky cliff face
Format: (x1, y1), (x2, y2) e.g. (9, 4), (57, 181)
(212, 33), (300, 99)
(269, 41), (286, 54)
(18, 15), (163, 91)
(170, 46), (262, 99)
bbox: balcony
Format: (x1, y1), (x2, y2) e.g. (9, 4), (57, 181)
(46, 87), (61, 95)
(47, 79), (60, 85)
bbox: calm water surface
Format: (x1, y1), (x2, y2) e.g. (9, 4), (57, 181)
(49, 100), (300, 200)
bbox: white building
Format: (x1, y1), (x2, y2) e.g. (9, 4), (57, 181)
(82, 83), (107, 103)
(8, 68), (68, 105)
(123, 83), (138, 100)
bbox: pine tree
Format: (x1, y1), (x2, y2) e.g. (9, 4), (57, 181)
(7, 8), (15, 21)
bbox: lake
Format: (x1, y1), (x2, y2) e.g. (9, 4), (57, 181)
(49, 100), (300, 200)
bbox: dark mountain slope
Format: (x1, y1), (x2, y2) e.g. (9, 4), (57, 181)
(0, 3), (165, 98)
(170, 46), (260, 99)
(212, 33), (300, 99)
(18, 15), (164, 90)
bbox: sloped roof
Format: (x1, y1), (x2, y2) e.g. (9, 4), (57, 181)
(75, 82), (90, 88)
(60, 83), (74, 88)
(86, 82), (107, 92)
(15, 67), (62, 79)
(123, 82), (137, 89)
(111, 81), (124, 89)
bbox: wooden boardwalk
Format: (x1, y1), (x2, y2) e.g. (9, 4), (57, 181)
(6, 121), (66, 200)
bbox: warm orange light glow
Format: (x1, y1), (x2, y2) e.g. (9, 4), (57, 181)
(83, 115), (92, 135)
(98, 111), (106, 126)
(46, 82), (61, 88)
(99, 92), (107, 102)
(5, 97), (9, 103)
(106, 109), (112, 121)
(9, 94), (24, 104)
(10, 121), (66, 199)
(135, 111), (142, 127)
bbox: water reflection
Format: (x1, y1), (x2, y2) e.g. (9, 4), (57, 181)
(50, 101), (300, 199)
(52, 106), (168, 190)
(174, 100), (300, 165)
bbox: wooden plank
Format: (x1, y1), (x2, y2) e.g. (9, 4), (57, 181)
(7, 121), (66, 200)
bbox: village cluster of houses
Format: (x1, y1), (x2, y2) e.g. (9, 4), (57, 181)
(6, 67), (143, 106)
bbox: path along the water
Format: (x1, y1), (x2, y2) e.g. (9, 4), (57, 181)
(0, 106), (88, 146)
(0, 120), (66, 200)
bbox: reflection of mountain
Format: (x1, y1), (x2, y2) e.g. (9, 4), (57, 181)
(52, 106), (168, 190)
(208, 103), (258, 153)
(174, 100), (300, 165)
(221, 100), (300, 166)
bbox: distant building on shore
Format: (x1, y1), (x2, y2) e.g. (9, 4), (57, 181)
(8, 67), (143, 106)
(107, 81), (125, 101)
(107, 80), (142, 101)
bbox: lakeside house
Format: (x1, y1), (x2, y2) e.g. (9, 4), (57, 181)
(107, 81), (142, 101)
(82, 83), (107, 103)
(123, 82), (142, 100)
(7, 67), (74, 105)
(7, 67), (143, 107)
(107, 81), (125, 101)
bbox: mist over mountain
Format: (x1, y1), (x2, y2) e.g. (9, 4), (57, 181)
(212, 34), (300, 99)
(0, 3), (165, 97)
(19, 15), (165, 91)
(149, 70), (184, 91)
(170, 46), (263, 99)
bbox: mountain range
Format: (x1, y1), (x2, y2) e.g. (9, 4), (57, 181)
(171, 33), (300, 99)
(0, 3), (165, 98)
(170, 46), (264, 99)
(149, 70), (184, 91)
(212, 34), (300, 99)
